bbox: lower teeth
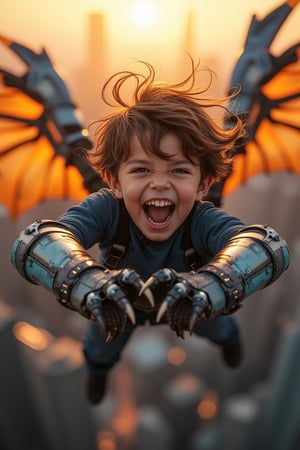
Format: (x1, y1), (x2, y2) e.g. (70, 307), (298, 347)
(148, 215), (171, 226)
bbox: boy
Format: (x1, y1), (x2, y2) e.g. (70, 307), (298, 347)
(11, 60), (290, 404)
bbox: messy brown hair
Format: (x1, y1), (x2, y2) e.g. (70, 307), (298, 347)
(88, 58), (244, 184)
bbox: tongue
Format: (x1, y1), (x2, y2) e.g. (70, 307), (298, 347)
(147, 205), (171, 223)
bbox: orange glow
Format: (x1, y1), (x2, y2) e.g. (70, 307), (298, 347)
(47, 336), (84, 367)
(110, 366), (140, 440)
(197, 390), (219, 420)
(82, 127), (89, 137)
(173, 373), (201, 394)
(97, 431), (117, 450)
(13, 321), (52, 350)
(0, 35), (12, 46)
(106, 0), (189, 74)
(167, 346), (186, 366)
(130, 1), (158, 28)
(111, 405), (139, 438)
(288, 0), (300, 7)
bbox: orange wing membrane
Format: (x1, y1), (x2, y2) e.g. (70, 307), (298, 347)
(0, 36), (103, 219)
(207, 0), (300, 204)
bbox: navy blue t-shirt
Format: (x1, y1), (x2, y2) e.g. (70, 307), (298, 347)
(58, 188), (245, 282)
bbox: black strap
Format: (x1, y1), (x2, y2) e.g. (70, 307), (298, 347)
(104, 200), (129, 269)
(183, 204), (203, 271)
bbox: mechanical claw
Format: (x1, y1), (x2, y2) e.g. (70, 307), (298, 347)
(156, 301), (168, 323)
(117, 268), (155, 307)
(85, 292), (106, 335)
(106, 330), (121, 343)
(189, 292), (210, 335)
(85, 288), (129, 341)
(105, 332), (113, 343)
(104, 282), (136, 324)
(141, 268), (177, 295)
(143, 268), (212, 338)
(83, 268), (160, 341)
(156, 281), (190, 322)
(83, 269), (150, 341)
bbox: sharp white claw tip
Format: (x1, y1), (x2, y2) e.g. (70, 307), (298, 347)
(144, 288), (155, 307)
(156, 301), (168, 323)
(126, 304), (136, 324)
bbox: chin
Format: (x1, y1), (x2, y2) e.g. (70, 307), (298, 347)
(143, 228), (174, 242)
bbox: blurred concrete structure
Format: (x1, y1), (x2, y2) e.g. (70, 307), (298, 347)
(0, 302), (50, 450)
(132, 405), (172, 450)
(16, 333), (98, 450)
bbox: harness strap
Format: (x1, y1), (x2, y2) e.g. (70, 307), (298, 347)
(182, 204), (203, 271)
(104, 200), (129, 269)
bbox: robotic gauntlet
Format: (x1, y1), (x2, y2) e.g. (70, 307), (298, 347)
(11, 219), (153, 341)
(142, 224), (290, 337)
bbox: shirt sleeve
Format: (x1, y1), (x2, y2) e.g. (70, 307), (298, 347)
(57, 188), (119, 249)
(191, 202), (245, 260)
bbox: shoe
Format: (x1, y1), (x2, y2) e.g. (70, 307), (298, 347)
(86, 373), (108, 404)
(221, 336), (242, 368)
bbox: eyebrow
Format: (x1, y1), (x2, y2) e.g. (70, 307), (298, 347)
(125, 158), (195, 166)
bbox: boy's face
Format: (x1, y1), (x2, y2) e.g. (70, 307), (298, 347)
(108, 132), (213, 241)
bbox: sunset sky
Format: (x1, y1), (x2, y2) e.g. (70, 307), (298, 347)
(1, 0), (299, 120)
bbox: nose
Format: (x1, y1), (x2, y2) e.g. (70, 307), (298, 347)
(149, 171), (171, 190)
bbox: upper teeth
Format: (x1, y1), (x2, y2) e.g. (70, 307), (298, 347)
(146, 200), (173, 207)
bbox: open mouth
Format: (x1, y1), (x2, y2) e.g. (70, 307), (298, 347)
(143, 199), (175, 227)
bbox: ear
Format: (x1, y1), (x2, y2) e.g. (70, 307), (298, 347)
(196, 176), (214, 201)
(107, 174), (123, 199)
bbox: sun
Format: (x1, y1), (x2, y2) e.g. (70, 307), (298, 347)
(130, 1), (158, 28)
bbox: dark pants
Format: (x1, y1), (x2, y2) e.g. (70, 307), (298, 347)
(83, 309), (239, 376)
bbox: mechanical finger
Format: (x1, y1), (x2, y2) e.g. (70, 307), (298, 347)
(85, 292), (106, 335)
(85, 292), (127, 342)
(189, 291), (210, 335)
(103, 282), (136, 324)
(156, 280), (191, 323)
(117, 269), (154, 307)
(140, 268), (178, 295)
